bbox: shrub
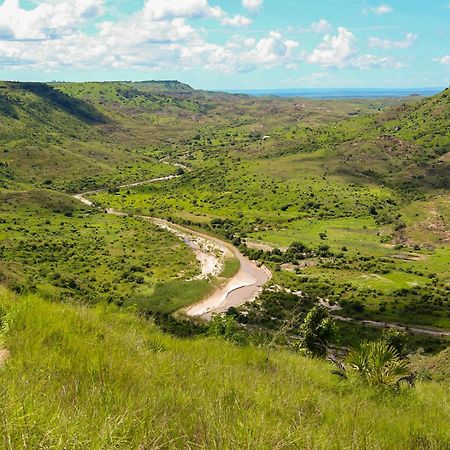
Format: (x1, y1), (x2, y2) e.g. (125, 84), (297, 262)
(346, 341), (410, 387)
(299, 306), (336, 357)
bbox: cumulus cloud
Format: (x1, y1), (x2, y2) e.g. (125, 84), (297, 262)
(439, 55), (450, 65)
(0, 0), (296, 73)
(143, 0), (223, 21)
(221, 15), (252, 27)
(306, 27), (404, 70)
(0, 0), (105, 40)
(247, 31), (298, 65)
(309, 19), (332, 34)
(353, 54), (405, 69)
(242, 0), (263, 12)
(368, 33), (417, 49)
(205, 31), (299, 73)
(142, 0), (252, 27)
(307, 27), (356, 68)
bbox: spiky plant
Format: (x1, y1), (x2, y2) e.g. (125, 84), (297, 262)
(346, 341), (410, 387)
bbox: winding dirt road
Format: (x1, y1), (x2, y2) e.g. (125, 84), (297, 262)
(183, 236), (271, 320)
(73, 171), (447, 336)
(333, 315), (450, 338)
(73, 174), (271, 320)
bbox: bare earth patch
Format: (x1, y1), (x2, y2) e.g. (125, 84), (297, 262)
(0, 348), (10, 367)
(392, 253), (427, 261)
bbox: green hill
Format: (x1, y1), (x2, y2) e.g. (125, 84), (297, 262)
(0, 81), (168, 190)
(0, 80), (401, 190)
(332, 87), (450, 189)
(0, 288), (449, 449)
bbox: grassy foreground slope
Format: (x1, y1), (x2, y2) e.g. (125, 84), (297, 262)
(0, 288), (449, 449)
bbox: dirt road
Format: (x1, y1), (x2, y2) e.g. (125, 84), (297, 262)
(74, 176), (271, 320)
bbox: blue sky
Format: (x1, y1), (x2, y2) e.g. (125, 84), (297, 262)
(0, 0), (448, 89)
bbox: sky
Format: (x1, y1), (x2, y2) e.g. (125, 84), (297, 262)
(0, 0), (449, 89)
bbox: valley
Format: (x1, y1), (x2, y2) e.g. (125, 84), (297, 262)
(0, 80), (449, 448)
(1, 81), (449, 343)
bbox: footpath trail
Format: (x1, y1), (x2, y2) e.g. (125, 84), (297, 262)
(333, 315), (450, 338)
(317, 299), (450, 338)
(73, 173), (271, 320)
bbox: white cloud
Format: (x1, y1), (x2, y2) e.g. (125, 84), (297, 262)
(0, 2), (407, 76)
(0, 0), (105, 40)
(248, 31), (298, 65)
(143, 0), (253, 28)
(205, 31), (299, 73)
(0, 0), (297, 74)
(242, 0), (263, 12)
(306, 26), (405, 70)
(143, 0), (224, 21)
(368, 33), (417, 49)
(307, 27), (356, 68)
(353, 54), (405, 69)
(310, 19), (332, 34)
(221, 15), (252, 27)
(439, 55), (450, 65)
(365, 4), (394, 15)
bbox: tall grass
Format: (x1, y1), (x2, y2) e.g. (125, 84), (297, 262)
(0, 288), (449, 449)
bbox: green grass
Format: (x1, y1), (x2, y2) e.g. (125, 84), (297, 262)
(0, 190), (199, 305)
(130, 257), (240, 314)
(0, 189), (242, 315)
(130, 278), (212, 313)
(220, 257), (241, 278)
(300, 267), (431, 292)
(0, 288), (449, 449)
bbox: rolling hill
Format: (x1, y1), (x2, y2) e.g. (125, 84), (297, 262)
(0, 80), (403, 190)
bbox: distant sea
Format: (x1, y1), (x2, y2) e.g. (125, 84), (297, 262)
(224, 87), (444, 99)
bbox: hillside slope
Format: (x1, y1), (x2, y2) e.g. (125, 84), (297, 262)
(0, 288), (449, 449)
(0, 82), (151, 189)
(0, 80), (402, 191)
(332, 87), (450, 189)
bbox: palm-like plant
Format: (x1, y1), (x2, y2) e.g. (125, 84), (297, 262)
(346, 341), (410, 387)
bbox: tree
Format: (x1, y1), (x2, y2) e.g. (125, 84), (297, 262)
(299, 306), (336, 357)
(381, 329), (408, 358)
(286, 241), (309, 258)
(346, 341), (410, 387)
(207, 315), (239, 340)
